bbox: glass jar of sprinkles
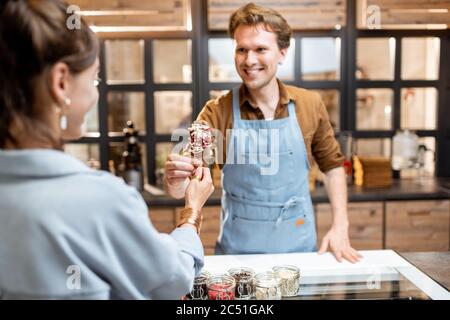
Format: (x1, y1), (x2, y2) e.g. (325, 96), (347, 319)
(189, 270), (211, 300)
(227, 267), (255, 300)
(272, 265), (300, 297)
(207, 275), (236, 300)
(254, 272), (282, 300)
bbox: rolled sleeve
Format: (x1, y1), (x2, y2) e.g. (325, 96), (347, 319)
(170, 227), (204, 277)
(311, 101), (345, 173)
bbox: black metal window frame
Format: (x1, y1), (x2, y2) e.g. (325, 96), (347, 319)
(345, 0), (449, 178)
(73, 0), (450, 184)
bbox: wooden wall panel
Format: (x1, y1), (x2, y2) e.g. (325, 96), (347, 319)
(359, 0), (450, 28)
(208, 0), (346, 30)
(367, 0), (450, 10)
(70, 0), (189, 29)
(72, 0), (184, 12)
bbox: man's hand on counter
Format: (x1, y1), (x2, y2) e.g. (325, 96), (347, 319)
(318, 223), (363, 263)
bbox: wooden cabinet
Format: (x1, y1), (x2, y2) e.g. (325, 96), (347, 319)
(386, 200), (450, 252)
(148, 199), (449, 255)
(316, 202), (383, 250)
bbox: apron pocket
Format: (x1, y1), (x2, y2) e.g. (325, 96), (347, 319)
(226, 213), (316, 254)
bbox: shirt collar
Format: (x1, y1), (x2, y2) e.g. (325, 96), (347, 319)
(239, 78), (294, 109)
(0, 148), (91, 177)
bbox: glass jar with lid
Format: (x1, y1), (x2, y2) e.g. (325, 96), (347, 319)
(207, 274), (236, 300)
(227, 267), (255, 300)
(254, 272), (282, 300)
(189, 270), (211, 300)
(272, 265), (300, 297)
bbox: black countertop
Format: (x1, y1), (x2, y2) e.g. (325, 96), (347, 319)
(142, 177), (450, 207)
(400, 251), (450, 292)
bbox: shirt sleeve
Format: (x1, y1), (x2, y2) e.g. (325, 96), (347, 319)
(311, 100), (345, 173)
(197, 99), (220, 129)
(84, 184), (204, 300)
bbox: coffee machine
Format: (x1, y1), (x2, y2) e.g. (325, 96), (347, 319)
(392, 130), (434, 182)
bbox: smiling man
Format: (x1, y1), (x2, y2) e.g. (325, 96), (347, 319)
(165, 3), (362, 263)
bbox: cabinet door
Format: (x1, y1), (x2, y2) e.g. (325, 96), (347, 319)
(176, 206), (221, 255)
(148, 207), (176, 233)
(386, 200), (450, 252)
(316, 202), (383, 250)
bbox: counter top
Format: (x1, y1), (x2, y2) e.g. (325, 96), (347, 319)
(400, 252), (450, 291)
(142, 177), (450, 207)
(202, 250), (450, 300)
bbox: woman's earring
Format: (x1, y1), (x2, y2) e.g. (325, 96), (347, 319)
(60, 115), (67, 130)
(60, 97), (71, 130)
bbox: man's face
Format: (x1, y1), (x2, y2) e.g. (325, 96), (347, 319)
(234, 23), (287, 91)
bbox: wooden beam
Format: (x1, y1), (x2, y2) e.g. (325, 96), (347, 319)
(207, 0), (346, 30)
(69, 0), (190, 30)
(82, 13), (184, 27)
(367, 0), (450, 10)
(71, 0), (182, 11)
(381, 11), (450, 25)
(359, 0), (450, 28)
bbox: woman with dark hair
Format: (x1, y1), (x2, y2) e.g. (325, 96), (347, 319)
(0, 0), (213, 299)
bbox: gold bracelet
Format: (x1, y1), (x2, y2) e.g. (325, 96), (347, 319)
(177, 207), (203, 234)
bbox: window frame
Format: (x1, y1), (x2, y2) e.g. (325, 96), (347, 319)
(72, 0), (449, 183)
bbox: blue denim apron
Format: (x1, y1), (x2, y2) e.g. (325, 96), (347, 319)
(216, 88), (317, 254)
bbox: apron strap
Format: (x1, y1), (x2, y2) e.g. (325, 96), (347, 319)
(232, 88), (242, 124)
(287, 100), (296, 124)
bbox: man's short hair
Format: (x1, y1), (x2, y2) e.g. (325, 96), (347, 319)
(228, 3), (292, 50)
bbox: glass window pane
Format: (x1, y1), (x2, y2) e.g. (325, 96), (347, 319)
(64, 143), (100, 169)
(401, 87), (437, 130)
(208, 38), (295, 82)
(155, 142), (175, 188)
(107, 92), (146, 134)
(109, 142), (148, 184)
(82, 102), (99, 136)
(278, 39), (295, 81)
(154, 91), (192, 135)
(402, 38), (440, 80)
(156, 143), (176, 171)
(209, 39), (240, 83)
(105, 40), (145, 84)
(356, 138), (391, 158)
(311, 89), (340, 132)
(301, 37), (340, 81)
(356, 38), (395, 80)
(153, 40), (192, 83)
(356, 89), (393, 130)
